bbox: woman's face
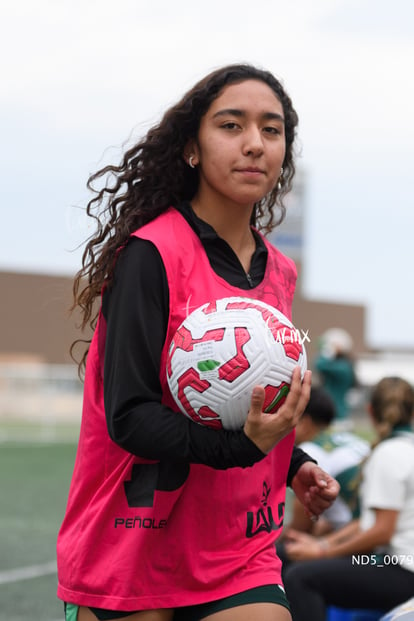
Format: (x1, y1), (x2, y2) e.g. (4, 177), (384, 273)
(191, 79), (286, 211)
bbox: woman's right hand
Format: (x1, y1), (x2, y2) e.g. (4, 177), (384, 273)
(243, 367), (312, 454)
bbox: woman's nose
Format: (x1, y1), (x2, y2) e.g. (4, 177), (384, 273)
(242, 126), (264, 156)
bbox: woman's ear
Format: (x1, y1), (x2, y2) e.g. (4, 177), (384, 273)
(183, 140), (199, 167)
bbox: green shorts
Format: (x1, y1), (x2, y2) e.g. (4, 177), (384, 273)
(65, 584), (289, 620)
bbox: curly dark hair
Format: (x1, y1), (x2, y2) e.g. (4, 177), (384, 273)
(71, 63), (299, 372)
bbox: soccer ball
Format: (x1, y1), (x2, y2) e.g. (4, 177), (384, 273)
(166, 297), (307, 430)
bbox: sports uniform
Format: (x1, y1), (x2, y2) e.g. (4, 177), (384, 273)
(314, 354), (355, 423)
(57, 203), (312, 618)
(359, 430), (414, 571)
(299, 431), (370, 529)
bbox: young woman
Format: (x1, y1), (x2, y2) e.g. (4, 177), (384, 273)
(283, 376), (414, 620)
(57, 64), (339, 621)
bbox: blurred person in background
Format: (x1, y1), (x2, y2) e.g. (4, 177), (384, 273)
(282, 376), (414, 621)
(314, 328), (357, 429)
(284, 385), (370, 538)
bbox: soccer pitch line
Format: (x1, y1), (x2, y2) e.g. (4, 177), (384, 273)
(0, 560), (57, 585)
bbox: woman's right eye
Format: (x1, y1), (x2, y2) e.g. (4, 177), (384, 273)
(221, 122), (240, 130)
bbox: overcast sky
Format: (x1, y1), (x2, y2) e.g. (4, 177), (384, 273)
(1, 0), (413, 350)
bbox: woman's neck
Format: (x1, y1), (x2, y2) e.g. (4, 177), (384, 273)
(191, 199), (256, 273)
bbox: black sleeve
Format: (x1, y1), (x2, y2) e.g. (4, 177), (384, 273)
(103, 237), (265, 469)
(286, 446), (317, 487)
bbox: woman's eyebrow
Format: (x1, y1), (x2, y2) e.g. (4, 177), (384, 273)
(212, 108), (284, 122)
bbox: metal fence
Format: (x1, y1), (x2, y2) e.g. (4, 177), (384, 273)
(0, 362), (83, 422)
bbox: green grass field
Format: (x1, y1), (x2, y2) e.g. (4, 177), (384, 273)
(0, 414), (374, 621)
(0, 423), (78, 621)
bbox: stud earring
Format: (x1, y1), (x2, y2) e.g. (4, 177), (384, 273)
(188, 155), (196, 169)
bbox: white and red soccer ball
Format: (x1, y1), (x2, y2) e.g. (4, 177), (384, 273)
(166, 297), (307, 430)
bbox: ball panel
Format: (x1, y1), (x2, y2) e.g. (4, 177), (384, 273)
(263, 382), (291, 413)
(218, 327), (251, 382)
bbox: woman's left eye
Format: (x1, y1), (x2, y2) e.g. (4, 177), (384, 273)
(263, 126), (281, 135)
